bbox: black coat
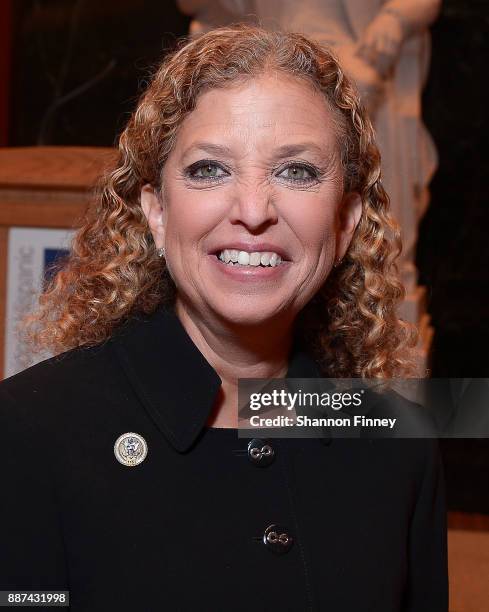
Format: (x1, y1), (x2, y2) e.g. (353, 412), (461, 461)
(0, 306), (448, 611)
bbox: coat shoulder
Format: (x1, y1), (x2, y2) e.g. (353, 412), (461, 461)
(1, 341), (109, 396)
(0, 340), (118, 432)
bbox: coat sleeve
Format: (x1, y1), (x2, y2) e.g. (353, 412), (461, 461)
(403, 438), (449, 611)
(0, 388), (69, 592)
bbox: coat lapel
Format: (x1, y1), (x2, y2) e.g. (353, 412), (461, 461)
(110, 306), (321, 452)
(111, 307), (222, 453)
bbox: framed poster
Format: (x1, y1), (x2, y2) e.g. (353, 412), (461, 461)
(4, 227), (74, 378)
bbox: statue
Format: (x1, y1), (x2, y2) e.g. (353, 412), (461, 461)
(178, 0), (442, 306)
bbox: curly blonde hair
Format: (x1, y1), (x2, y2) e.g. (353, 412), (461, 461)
(26, 24), (418, 377)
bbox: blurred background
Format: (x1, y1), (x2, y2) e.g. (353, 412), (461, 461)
(0, 1), (488, 609)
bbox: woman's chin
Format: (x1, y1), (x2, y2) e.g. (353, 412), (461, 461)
(210, 300), (287, 328)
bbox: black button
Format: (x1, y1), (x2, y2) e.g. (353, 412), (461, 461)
(263, 524), (294, 554)
(247, 439), (275, 467)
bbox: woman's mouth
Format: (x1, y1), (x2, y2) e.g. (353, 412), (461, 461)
(216, 249), (286, 268)
(208, 248), (291, 280)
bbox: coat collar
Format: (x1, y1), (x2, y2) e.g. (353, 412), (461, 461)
(110, 305), (322, 452)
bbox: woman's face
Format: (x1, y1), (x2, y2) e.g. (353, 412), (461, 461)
(142, 72), (361, 327)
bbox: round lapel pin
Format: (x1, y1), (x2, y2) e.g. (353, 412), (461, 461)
(114, 432), (148, 467)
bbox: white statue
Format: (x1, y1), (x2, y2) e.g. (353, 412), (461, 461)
(177, 0), (255, 35)
(178, 0), (441, 295)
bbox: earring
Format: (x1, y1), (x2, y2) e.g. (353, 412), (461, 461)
(157, 247), (165, 258)
(334, 258), (343, 268)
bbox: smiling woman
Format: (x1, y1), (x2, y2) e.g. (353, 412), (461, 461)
(23, 25), (415, 381)
(139, 71), (360, 339)
(0, 24), (447, 612)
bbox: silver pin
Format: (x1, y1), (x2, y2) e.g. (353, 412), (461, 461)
(114, 432), (148, 467)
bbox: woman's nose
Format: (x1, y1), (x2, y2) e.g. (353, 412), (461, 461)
(227, 183), (278, 231)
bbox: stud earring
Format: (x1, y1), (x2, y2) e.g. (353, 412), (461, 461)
(333, 258), (343, 268)
(157, 247), (165, 258)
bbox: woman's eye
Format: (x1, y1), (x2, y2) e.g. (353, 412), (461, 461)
(188, 162), (228, 180)
(277, 164), (317, 183)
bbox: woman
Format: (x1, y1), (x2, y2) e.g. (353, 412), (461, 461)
(0, 25), (447, 611)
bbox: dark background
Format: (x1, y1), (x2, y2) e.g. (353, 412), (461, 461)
(4, 0), (489, 512)
(417, 1), (489, 513)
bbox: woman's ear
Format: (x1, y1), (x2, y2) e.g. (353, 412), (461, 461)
(141, 184), (166, 249)
(336, 191), (362, 261)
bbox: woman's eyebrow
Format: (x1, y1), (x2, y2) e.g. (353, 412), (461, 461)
(180, 141), (330, 162)
(180, 141), (234, 161)
(271, 142), (329, 159)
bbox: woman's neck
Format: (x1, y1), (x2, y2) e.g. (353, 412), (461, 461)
(175, 300), (294, 428)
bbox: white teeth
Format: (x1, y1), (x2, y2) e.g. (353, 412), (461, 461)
(237, 251), (250, 265)
(249, 252), (261, 266)
(260, 252), (271, 266)
(217, 249), (285, 267)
